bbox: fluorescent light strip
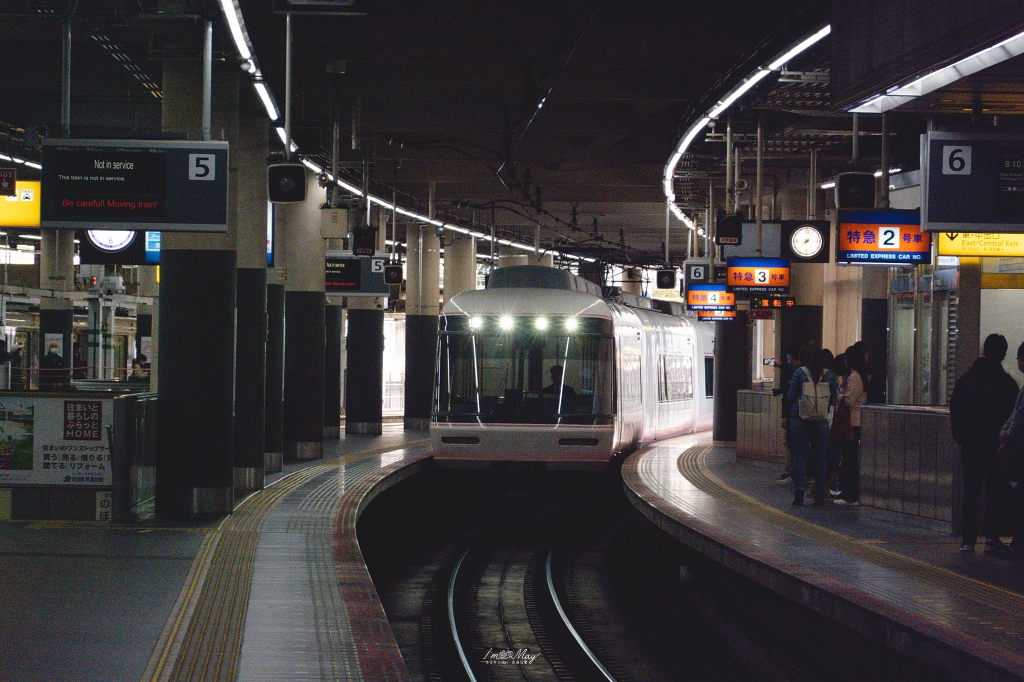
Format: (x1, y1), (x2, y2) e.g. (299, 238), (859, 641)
(254, 81), (279, 121)
(851, 28), (1024, 113)
(218, 0), (252, 60)
(275, 127), (298, 152)
(663, 24), (831, 227)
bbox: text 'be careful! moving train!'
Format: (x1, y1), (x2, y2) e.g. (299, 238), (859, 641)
(431, 265), (716, 469)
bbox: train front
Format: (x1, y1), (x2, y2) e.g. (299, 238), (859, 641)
(430, 287), (618, 468)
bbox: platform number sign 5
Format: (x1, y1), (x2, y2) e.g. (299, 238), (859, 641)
(942, 146), (971, 175)
(371, 258), (386, 273)
(753, 268), (769, 285)
(879, 226), (900, 249)
(188, 153), (216, 181)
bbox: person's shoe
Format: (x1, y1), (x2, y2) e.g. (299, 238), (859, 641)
(776, 471), (793, 485)
(828, 487), (842, 498)
(833, 498), (859, 506)
(792, 490), (804, 506)
(984, 538), (1007, 554)
(959, 543), (975, 553)
(813, 492), (825, 506)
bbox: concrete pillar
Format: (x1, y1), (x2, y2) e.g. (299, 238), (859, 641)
(282, 171), (327, 460)
(39, 229), (75, 389)
(137, 265), (157, 391)
(233, 115), (268, 492)
(345, 209), (386, 435)
(713, 311), (752, 441)
(264, 276), (284, 473)
(403, 186), (441, 431)
(324, 303), (343, 438)
(443, 235), (476, 306)
(155, 61), (237, 518)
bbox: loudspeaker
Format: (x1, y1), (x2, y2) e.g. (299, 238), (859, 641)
(715, 211), (742, 245)
(656, 269), (676, 289)
(384, 264), (403, 285)
(268, 163), (306, 203)
(835, 172), (875, 209)
(352, 225), (376, 256)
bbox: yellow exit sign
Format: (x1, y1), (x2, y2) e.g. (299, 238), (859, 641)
(938, 232), (1024, 257)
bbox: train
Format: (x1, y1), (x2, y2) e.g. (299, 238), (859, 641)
(430, 265), (716, 468)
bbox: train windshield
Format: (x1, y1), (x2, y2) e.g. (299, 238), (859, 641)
(434, 315), (615, 425)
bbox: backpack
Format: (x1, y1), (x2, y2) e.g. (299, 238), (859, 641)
(797, 367), (830, 421)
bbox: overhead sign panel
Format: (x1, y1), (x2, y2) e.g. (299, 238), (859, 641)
(726, 257), (790, 293)
(40, 139), (228, 232)
(1, 180), (41, 227)
(937, 231), (1024, 257)
(686, 283), (735, 311)
(837, 209), (929, 264)
(698, 309), (737, 321)
(325, 251), (389, 296)
(922, 130), (1024, 232)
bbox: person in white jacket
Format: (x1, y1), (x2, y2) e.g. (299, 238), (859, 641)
(834, 345), (868, 506)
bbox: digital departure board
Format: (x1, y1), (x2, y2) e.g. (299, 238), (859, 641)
(41, 139), (228, 232)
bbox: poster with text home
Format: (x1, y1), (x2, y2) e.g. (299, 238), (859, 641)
(0, 397), (113, 486)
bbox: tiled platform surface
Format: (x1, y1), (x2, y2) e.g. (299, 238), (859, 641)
(623, 436), (1024, 682)
(0, 425), (428, 682)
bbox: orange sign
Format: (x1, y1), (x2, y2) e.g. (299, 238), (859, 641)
(698, 309), (737, 321)
(686, 284), (735, 311)
(837, 209), (929, 264)
(726, 257), (790, 293)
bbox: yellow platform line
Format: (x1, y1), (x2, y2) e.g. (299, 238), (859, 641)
(140, 440), (429, 682)
(678, 444), (1024, 613)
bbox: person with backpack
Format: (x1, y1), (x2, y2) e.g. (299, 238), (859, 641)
(786, 340), (838, 506)
(950, 334), (1019, 553)
(773, 341), (804, 485)
(834, 345), (869, 506)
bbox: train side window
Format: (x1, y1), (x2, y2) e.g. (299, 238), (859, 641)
(704, 356), (714, 398)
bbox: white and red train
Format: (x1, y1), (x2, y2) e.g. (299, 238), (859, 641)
(430, 265), (715, 468)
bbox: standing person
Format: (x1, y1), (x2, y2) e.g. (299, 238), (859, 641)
(825, 353), (849, 497)
(950, 334), (1018, 552)
(996, 343), (1024, 558)
(774, 341), (803, 485)
(787, 341), (837, 506)
(834, 345), (870, 506)
(854, 340), (885, 404)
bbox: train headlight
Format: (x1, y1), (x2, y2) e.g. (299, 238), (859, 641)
(564, 318), (578, 332)
(534, 317), (548, 331)
(499, 316), (514, 331)
(469, 316), (483, 330)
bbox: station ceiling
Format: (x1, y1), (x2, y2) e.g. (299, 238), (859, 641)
(3, 1), (1023, 267)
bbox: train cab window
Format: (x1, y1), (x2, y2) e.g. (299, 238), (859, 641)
(704, 356), (715, 398)
(657, 354), (693, 402)
(434, 315), (616, 425)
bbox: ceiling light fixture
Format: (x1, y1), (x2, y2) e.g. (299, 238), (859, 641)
(255, 81), (279, 121)
(217, 0), (252, 60)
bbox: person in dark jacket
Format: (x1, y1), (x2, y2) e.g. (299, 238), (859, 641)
(854, 340), (885, 404)
(950, 334), (1019, 553)
(774, 341), (804, 484)
(997, 342), (1024, 558)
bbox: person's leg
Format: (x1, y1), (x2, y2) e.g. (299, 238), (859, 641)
(790, 418), (809, 503)
(980, 448), (1005, 545)
(826, 439), (842, 492)
(810, 421), (829, 497)
(845, 426), (861, 501)
(960, 452), (983, 548)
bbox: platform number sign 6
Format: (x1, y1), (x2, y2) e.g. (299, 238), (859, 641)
(879, 226), (900, 249)
(688, 264), (706, 282)
(188, 153), (216, 181)
(942, 146), (971, 175)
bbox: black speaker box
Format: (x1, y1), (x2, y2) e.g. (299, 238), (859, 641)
(656, 269), (676, 289)
(715, 212), (743, 245)
(268, 163), (307, 203)
(384, 264), (403, 285)
(835, 172), (875, 209)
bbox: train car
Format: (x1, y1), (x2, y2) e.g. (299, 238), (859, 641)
(431, 265), (714, 468)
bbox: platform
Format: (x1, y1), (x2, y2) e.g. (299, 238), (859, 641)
(623, 436), (1024, 682)
(0, 425), (429, 682)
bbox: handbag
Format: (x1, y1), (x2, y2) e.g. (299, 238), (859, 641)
(829, 396), (854, 445)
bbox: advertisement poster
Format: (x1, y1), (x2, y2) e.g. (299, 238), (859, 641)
(44, 333), (64, 358)
(0, 397), (112, 486)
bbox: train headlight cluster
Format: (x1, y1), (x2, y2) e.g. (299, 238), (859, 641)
(534, 317), (549, 331)
(564, 318), (579, 332)
(499, 316), (515, 331)
(469, 316), (483, 329)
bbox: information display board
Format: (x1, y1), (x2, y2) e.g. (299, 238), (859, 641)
(325, 251), (390, 296)
(698, 309), (737, 321)
(1, 180), (40, 227)
(726, 257), (790, 293)
(0, 396), (113, 487)
(685, 283), (735, 311)
(936, 232), (1024, 257)
(40, 139), (228, 232)
(922, 130), (1024, 232)
(837, 209), (929, 264)
(750, 295), (796, 310)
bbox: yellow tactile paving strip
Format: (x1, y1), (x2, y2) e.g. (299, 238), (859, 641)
(140, 441), (428, 682)
(624, 442), (1024, 682)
